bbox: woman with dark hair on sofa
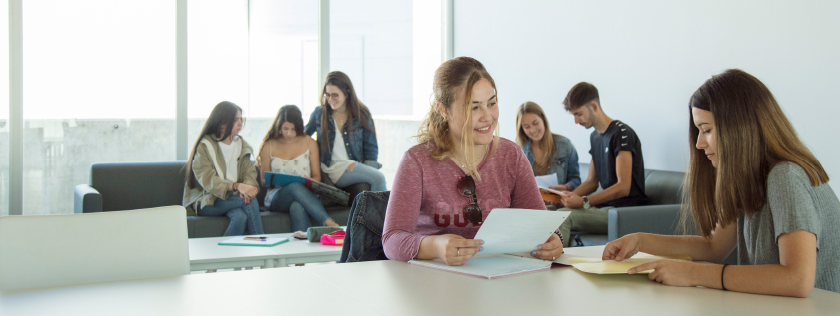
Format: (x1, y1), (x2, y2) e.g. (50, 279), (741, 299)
(257, 105), (339, 232)
(183, 101), (264, 237)
(382, 57), (561, 266)
(603, 69), (840, 297)
(305, 71), (386, 192)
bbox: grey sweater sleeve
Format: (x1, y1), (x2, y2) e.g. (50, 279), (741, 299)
(766, 162), (822, 248)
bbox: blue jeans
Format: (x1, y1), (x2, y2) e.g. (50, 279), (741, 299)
(334, 162), (387, 192)
(269, 182), (332, 232)
(199, 194), (264, 236)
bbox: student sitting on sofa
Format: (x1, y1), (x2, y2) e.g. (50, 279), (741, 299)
(516, 101), (581, 191)
(258, 104), (340, 232)
(604, 69), (840, 296)
(556, 82), (648, 247)
(382, 57), (560, 266)
(183, 101), (264, 236)
(305, 71), (387, 192)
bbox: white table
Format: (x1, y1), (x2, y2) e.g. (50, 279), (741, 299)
(4, 246), (839, 316)
(302, 246), (840, 316)
(188, 233), (343, 271)
(0, 267), (377, 316)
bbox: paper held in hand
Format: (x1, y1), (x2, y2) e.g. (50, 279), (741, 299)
(473, 208), (571, 256)
(569, 254), (693, 274)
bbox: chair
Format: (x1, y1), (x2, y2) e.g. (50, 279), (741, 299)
(339, 191), (390, 263)
(0, 206), (189, 291)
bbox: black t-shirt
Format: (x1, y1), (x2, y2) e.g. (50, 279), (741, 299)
(588, 120), (647, 207)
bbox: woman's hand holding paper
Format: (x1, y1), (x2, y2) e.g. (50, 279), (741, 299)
(531, 233), (564, 260)
(435, 234), (484, 266)
(602, 233), (642, 261)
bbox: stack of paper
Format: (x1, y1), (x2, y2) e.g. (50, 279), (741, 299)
(410, 255), (551, 279)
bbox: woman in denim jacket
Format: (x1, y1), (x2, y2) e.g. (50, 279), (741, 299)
(516, 101), (581, 191)
(305, 71), (387, 192)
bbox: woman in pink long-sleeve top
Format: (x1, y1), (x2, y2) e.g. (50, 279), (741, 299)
(382, 57), (563, 266)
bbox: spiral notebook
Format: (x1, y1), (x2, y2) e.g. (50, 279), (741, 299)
(409, 254), (551, 279)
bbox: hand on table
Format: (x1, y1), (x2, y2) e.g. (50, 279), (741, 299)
(435, 234), (483, 266)
(628, 259), (698, 287)
(530, 232), (564, 261)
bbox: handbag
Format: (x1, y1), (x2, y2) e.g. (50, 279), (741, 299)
(306, 226), (344, 243)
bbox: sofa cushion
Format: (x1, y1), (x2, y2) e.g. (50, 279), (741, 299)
(186, 206), (351, 238)
(90, 161), (187, 212)
(644, 170), (685, 205)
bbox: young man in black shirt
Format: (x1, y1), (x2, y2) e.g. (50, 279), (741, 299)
(557, 82), (647, 247)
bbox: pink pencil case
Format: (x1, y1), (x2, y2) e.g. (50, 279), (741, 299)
(320, 231), (345, 246)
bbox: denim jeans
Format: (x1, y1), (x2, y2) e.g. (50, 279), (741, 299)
(269, 182), (332, 232)
(199, 194), (264, 236)
(340, 191), (390, 263)
(334, 162), (387, 192)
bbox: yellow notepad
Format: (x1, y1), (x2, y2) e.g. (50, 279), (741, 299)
(570, 254), (692, 274)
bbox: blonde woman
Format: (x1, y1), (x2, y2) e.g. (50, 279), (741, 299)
(604, 69), (840, 296)
(382, 57), (561, 266)
(516, 101), (581, 191)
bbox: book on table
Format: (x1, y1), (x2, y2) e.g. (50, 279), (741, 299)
(408, 208), (571, 279)
(218, 237), (289, 247)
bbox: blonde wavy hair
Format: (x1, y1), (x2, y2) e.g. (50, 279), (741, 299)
(416, 56), (500, 180)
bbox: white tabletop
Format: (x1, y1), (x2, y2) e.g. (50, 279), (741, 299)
(188, 233), (342, 270)
(303, 247), (840, 316)
(0, 267), (377, 316)
(5, 246), (839, 316)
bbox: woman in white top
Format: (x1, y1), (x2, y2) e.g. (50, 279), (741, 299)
(258, 105), (339, 232)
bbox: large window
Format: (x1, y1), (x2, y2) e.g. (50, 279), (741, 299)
(1, 0), (9, 216)
(188, 0), (318, 157)
(22, 0), (176, 215)
(3, 0), (445, 215)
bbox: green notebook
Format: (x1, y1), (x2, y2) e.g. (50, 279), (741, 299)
(218, 237), (290, 247)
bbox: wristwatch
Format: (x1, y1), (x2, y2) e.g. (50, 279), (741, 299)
(582, 195), (590, 209)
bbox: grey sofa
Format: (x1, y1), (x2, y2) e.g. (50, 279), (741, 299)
(572, 163), (695, 246)
(74, 161), (369, 238)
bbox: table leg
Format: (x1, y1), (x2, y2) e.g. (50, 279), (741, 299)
(276, 258), (288, 268)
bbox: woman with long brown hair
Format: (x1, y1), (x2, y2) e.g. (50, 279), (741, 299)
(381, 57), (561, 266)
(182, 101), (263, 236)
(516, 101), (581, 191)
(258, 105), (339, 232)
(603, 69), (840, 296)
(304, 71), (386, 192)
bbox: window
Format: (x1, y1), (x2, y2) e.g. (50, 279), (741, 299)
(1, 0), (9, 216)
(22, 0), (176, 215)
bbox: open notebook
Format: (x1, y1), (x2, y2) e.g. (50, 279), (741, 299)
(409, 254), (552, 279)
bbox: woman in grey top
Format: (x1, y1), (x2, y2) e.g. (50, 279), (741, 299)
(516, 101), (581, 191)
(603, 69), (840, 297)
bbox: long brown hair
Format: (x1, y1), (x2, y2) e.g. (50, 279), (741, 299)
(185, 101), (243, 189)
(318, 71), (374, 154)
(416, 56), (500, 180)
(682, 69), (829, 237)
(516, 101), (556, 175)
(257, 105), (305, 168)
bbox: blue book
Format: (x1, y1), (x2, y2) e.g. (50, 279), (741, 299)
(218, 237), (289, 247)
(264, 172), (306, 188)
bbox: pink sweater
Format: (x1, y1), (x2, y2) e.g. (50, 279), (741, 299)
(382, 138), (547, 262)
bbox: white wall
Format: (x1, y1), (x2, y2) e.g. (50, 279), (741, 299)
(454, 0), (840, 186)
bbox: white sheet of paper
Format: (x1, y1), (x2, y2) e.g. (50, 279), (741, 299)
(473, 208), (571, 256)
(535, 174), (559, 189)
